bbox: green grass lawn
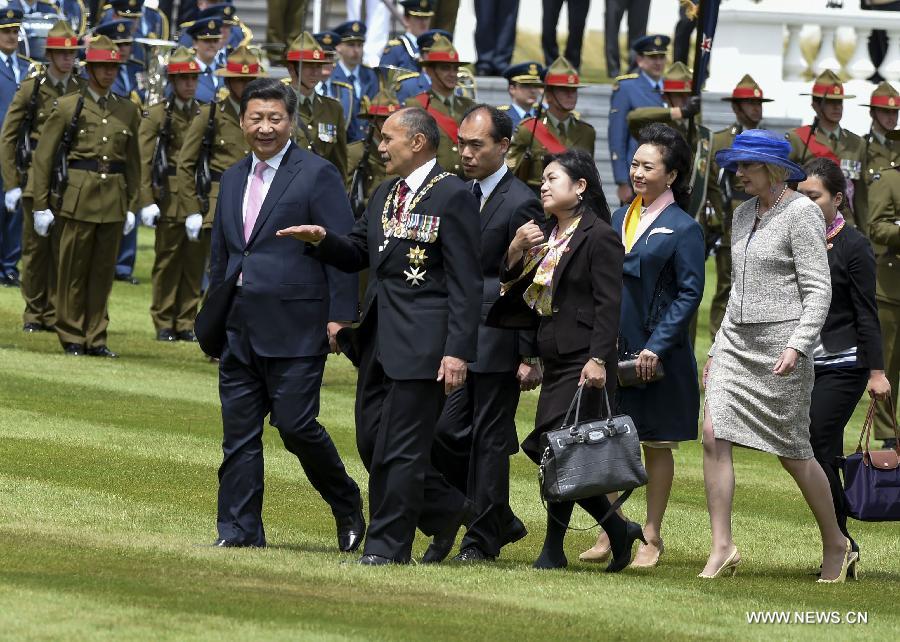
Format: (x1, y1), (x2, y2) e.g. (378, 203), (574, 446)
(1, 236), (898, 641)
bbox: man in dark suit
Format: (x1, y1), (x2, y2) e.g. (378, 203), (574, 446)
(276, 107), (483, 565)
(207, 78), (365, 551)
(431, 105), (544, 562)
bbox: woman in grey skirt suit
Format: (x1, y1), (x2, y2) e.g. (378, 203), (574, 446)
(700, 130), (854, 583)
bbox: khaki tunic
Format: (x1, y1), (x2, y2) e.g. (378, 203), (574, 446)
(507, 114), (596, 188)
(405, 90), (475, 178)
(345, 136), (395, 202)
(863, 131), (900, 188)
(293, 93), (348, 181)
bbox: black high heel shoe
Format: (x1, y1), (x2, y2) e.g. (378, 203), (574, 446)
(605, 521), (647, 573)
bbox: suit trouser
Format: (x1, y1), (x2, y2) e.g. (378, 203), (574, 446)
(150, 221), (210, 332)
(355, 317), (468, 562)
(474, 0), (520, 74)
(809, 367), (869, 542)
(20, 198), (60, 327)
(115, 224), (137, 277)
(432, 371), (522, 557)
(875, 300), (900, 440)
(603, 0), (651, 77)
(54, 217), (121, 349)
(542, 0), (591, 70)
(217, 295), (361, 546)
(709, 246), (732, 340)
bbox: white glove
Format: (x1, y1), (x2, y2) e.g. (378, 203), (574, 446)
(5, 187), (21, 211)
(123, 211), (136, 236)
(185, 213), (203, 241)
(33, 209), (54, 237)
(140, 204), (160, 228)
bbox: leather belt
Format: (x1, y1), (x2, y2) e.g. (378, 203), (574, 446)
(166, 166), (177, 177)
(69, 159), (126, 174)
(210, 170), (222, 182)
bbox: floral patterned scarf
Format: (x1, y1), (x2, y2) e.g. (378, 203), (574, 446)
(514, 216), (581, 316)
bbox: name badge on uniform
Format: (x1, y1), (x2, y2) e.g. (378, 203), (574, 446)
(318, 123), (336, 143)
(840, 158), (862, 181)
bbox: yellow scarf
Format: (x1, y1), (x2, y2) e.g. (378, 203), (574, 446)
(623, 195), (643, 253)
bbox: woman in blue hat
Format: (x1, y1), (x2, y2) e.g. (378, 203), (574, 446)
(701, 129), (853, 583)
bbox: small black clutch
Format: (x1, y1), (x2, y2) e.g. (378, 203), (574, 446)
(616, 354), (665, 388)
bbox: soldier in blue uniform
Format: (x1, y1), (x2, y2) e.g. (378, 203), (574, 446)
(379, 0), (434, 71)
(55, 0), (88, 35)
(0, 9), (32, 287)
(186, 17), (223, 104)
(497, 61), (543, 129)
(393, 28), (451, 103)
(177, 3), (249, 56)
(99, 0), (169, 66)
(6, 0), (58, 15)
(314, 30), (358, 142)
(608, 33), (668, 205)
(331, 20), (379, 141)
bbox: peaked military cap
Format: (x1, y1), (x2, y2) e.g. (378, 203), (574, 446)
(416, 29), (452, 52)
(419, 33), (466, 65)
(400, 0), (435, 17)
(721, 74), (773, 102)
(214, 45), (266, 77)
(861, 81), (900, 109)
(186, 17), (223, 40)
(286, 31), (331, 63)
(360, 87), (401, 118)
(85, 34), (124, 63)
(633, 34), (670, 56)
(167, 46), (201, 74)
(0, 8), (24, 29)
(542, 57), (585, 88)
(503, 61), (544, 86)
(313, 31), (340, 52)
(107, 0), (144, 17)
(92, 19), (134, 44)
(334, 20), (366, 42)
(193, 4), (237, 26)
(802, 69), (855, 100)
(662, 62), (692, 93)
(45, 20), (84, 50)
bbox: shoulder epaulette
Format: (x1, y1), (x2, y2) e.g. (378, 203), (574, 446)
(332, 80), (352, 89)
(216, 86), (229, 102)
(397, 71), (420, 82)
(279, 77), (291, 86)
(615, 73), (639, 82)
(497, 104), (510, 110)
(386, 39), (401, 47)
(320, 93), (341, 107)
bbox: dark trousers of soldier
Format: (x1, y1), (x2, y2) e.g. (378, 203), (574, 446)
(266, 0), (308, 64)
(150, 221), (210, 333)
(1, 200), (22, 280)
(673, 3), (696, 64)
(474, 0), (520, 75)
(116, 225), (137, 278)
(809, 366), (869, 547)
(20, 197), (60, 328)
(542, 0), (591, 70)
(432, 0), (461, 34)
(432, 372), (522, 557)
(875, 300), (900, 440)
(709, 246), (731, 340)
(54, 218), (122, 349)
(353, 311), (469, 562)
(603, 0), (651, 77)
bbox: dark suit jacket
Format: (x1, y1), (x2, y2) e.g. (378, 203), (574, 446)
(311, 161), (483, 380)
(500, 210), (624, 363)
(207, 142), (358, 358)
(470, 169), (544, 373)
(821, 224), (884, 370)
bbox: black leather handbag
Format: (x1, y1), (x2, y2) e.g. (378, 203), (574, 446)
(539, 384), (648, 508)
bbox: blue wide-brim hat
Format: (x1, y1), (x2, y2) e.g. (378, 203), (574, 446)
(714, 129), (806, 182)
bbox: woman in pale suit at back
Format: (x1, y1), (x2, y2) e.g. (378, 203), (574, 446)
(701, 130), (853, 583)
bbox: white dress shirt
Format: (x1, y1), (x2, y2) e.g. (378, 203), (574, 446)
(402, 157), (437, 208)
(474, 163), (508, 209)
(337, 60), (363, 101)
(242, 140), (292, 225)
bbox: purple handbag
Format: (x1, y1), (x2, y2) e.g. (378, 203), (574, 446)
(842, 399), (900, 522)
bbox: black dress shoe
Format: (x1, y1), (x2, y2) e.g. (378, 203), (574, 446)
(175, 330), (197, 342)
(605, 521), (647, 573)
(87, 345), (119, 358)
(501, 516), (528, 546)
(213, 538), (263, 548)
(63, 343), (83, 356)
(357, 554), (394, 565)
(157, 328), (177, 342)
(3, 274), (20, 287)
(23, 322), (44, 333)
(453, 546), (495, 562)
(336, 506), (366, 553)
(115, 274), (140, 285)
(422, 501), (475, 564)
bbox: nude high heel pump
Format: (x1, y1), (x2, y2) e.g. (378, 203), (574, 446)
(698, 547), (741, 579)
(818, 540), (852, 584)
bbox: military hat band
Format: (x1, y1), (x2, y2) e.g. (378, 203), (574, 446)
(225, 61), (260, 74)
(167, 60), (200, 73)
(544, 72), (580, 86)
(807, 82), (854, 98)
(731, 87), (765, 99)
(510, 74), (542, 84)
(422, 50), (461, 63)
(45, 36), (83, 49)
(286, 49), (329, 62)
(868, 94), (900, 108)
(85, 48), (122, 62)
(367, 104), (399, 116)
(663, 79), (691, 92)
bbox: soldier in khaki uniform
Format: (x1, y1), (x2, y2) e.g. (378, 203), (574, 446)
(346, 87), (400, 204)
(285, 32), (349, 180)
(177, 47), (262, 240)
(507, 56), (595, 191)
(0, 21), (85, 333)
(138, 47), (204, 342)
(705, 75), (770, 339)
(867, 135), (900, 447)
(403, 33), (474, 178)
(30, 35), (141, 357)
(787, 70), (866, 232)
(861, 82), (900, 189)
(625, 62), (701, 141)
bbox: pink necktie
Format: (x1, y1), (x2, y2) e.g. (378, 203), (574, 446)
(243, 161), (268, 242)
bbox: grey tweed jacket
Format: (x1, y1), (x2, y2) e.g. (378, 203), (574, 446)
(723, 191), (831, 356)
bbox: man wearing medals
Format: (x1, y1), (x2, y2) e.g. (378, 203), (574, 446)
(787, 70), (866, 232)
(276, 107), (482, 565)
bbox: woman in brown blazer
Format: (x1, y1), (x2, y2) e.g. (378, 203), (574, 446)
(498, 149), (644, 571)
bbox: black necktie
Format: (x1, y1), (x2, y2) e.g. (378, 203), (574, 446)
(472, 182), (483, 202)
(98, 96), (108, 111)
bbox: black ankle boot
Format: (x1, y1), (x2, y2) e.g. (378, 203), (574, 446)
(533, 501), (574, 569)
(605, 521), (647, 573)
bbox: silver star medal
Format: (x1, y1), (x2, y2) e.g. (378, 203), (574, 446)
(404, 266), (426, 286)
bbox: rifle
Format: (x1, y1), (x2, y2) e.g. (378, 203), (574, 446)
(151, 97), (175, 202)
(515, 91), (545, 185)
(348, 117), (376, 218)
(15, 72), (44, 185)
(195, 101), (216, 216)
(49, 92), (85, 212)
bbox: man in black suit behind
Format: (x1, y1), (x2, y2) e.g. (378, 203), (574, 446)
(430, 105), (545, 563)
(206, 78), (365, 551)
(277, 107), (483, 565)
